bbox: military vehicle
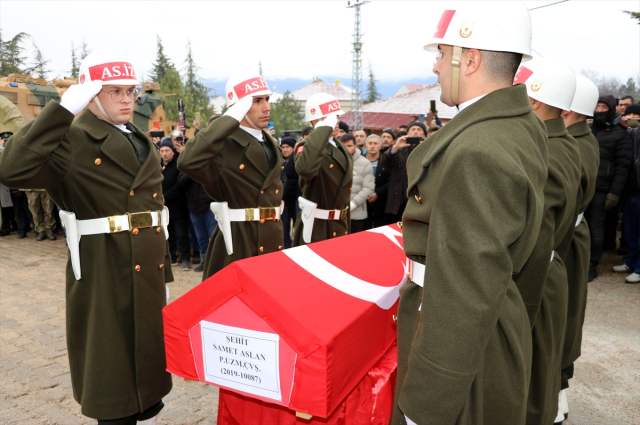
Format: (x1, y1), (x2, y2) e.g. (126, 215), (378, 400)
(0, 74), (193, 138)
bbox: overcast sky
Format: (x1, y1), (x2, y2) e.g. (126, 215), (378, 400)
(2, 1), (639, 86)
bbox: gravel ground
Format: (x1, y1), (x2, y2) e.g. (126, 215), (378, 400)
(0, 231), (638, 424)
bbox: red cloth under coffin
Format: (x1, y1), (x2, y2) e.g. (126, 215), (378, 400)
(163, 224), (405, 418)
(217, 344), (397, 425)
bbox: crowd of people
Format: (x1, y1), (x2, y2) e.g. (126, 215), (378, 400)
(0, 3), (639, 423)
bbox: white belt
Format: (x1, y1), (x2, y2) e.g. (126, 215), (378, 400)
(59, 208), (170, 281)
(575, 212), (584, 227)
(210, 201), (285, 256)
(298, 196), (349, 244)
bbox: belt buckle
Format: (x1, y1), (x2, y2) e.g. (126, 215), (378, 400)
(108, 215), (123, 233)
(127, 211), (153, 230)
(340, 207), (348, 220)
(260, 207), (277, 221)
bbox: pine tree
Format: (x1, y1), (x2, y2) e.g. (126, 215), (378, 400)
(269, 91), (306, 137)
(0, 31), (30, 75)
(181, 40), (213, 126)
(365, 64), (381, 104)
(70, 42), (79, 78)
(30, 41), (51, 79)
(149, 35), (172, 82)
(79, 38), (90, 60)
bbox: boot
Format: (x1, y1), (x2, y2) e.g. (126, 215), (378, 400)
(35, 231), (45, 241)
(181, 259), (192, 271)
(17, 228), (26, 239)
(45, 228), (57, 241)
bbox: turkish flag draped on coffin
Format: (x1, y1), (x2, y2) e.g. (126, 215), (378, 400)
(163, 224), (405, 419)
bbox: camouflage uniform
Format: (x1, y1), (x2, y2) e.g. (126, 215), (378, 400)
(23, 189), (56, 232)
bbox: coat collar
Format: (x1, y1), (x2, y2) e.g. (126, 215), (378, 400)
(544, 117), (568, 139)
(75, 109), (140, 176)
(130, 125), (161, 190)
(406, 84), (535, 191)
(567, 120), (591, 139)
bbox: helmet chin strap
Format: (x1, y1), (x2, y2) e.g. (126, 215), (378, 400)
(243, 114), (260, 130)
(451, 46), (463, 106)
(94, 96), (116, 123)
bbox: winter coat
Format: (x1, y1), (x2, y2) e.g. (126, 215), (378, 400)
(591, 95), (632, 195)
(177, 116), (284, 279)
(283, 155), (301, 208)
(0, 102), (173, 420)
(161, 156), (189, 219)
(381, 145), (414, 216)
(350, 148), (375, 220)
(624, 127), (640, 196)
(292, 127), (353, 245)
(391, 84), (548, 425)
(367, 147), (393, 221)
(557, 120), (600, 369)
(513, 117), (582, 425)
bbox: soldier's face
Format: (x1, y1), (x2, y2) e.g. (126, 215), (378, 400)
(433, 45), (454, 106)
(245, 96), (271, 129)
(90, 84), (136, 125)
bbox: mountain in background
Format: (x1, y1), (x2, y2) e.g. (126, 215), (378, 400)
(202, 76), (438, 100)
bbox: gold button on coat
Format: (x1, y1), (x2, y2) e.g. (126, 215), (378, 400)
(239, 164), (245, 170)
(259, 246), (264, 252)
(130, 190), (135, 197)
(329, 164), (334, 169)
(135, 265), (141, 272)
(333, 232), (336, 237)
(94, 158), (102, 165)
(156, 227), (162, 233)
(260, 190), (264, 195)
(414, 195), (422, 204)
(278, 245), (283, 250)
(158, 264), (164, 269)
(275, 189), (279, 194)
(132, 228), (139, 235)
(152, 193), (158, 199)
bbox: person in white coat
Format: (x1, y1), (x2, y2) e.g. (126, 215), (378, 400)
(340, 134), (374, 233)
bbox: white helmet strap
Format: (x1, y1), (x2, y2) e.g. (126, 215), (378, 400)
(243, 114), (260, 130)
(94, 96), (115, 123)
(451, 46), (463, 106)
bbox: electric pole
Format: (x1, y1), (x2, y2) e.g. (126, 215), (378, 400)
(346, 0), (370, 131)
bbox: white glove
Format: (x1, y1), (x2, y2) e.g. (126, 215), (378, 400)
(316, 114), (338, 129)
(60, 80), (103, 115)
(350, 201), (357, 211)
(224, 95), (254, 123)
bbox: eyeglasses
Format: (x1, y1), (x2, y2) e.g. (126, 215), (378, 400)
(101, 88), (140, 102)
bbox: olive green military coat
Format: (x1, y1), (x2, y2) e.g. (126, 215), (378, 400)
(0, 101), (173, 420)
(391, 85), (548, 425)
(292, 126), (353, 246)
(177, 116), (284, 279)
(513, 118), (581, 425)
(558, 121), (600, 368)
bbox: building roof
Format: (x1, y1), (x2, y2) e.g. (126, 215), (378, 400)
(362, 83), (458, 119)
(340, 111), (419, 132)
(393, 84), (426, 96)
(290, 79), (353, 101)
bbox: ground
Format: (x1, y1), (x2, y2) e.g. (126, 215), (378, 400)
(0, 233), (638, 424)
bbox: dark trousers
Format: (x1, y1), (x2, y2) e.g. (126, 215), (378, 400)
(585, 191), (607, 273)
(603, 203), (619, 251)
(282, 200), (300, 249)
(97, 401), (164, 425)
(351, 219), (368, 234)
(168, 216), (191, 262)
(624, 195), (640, 274)
(13, 193), (29, 229)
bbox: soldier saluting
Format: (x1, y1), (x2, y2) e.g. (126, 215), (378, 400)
(391, 3), (548, 425)
(292, 93), (353, 246)
(177, 72), (284, 278)
(0, 50), (173, 423)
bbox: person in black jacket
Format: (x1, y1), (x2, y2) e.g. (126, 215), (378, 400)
(160, 138), (192, 271)
(366, 129), (394, 228)
(585, 94), (633, 281)
(280, 136), (301, 248)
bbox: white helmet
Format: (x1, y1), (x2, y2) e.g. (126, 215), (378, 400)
(79, 49), (139, 86)
(424, 2), (533, 60)
(514, 57), (576, 111)
(304, 93), (344, 122)
(225, 72), (272, 107)
(569, 75), (599, 116)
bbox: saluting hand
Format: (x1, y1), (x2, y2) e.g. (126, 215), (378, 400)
(60, 80), (103, 115)
(223, 95), (254, 123)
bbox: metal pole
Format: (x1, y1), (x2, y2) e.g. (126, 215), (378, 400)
(346, 0), (369, 131)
